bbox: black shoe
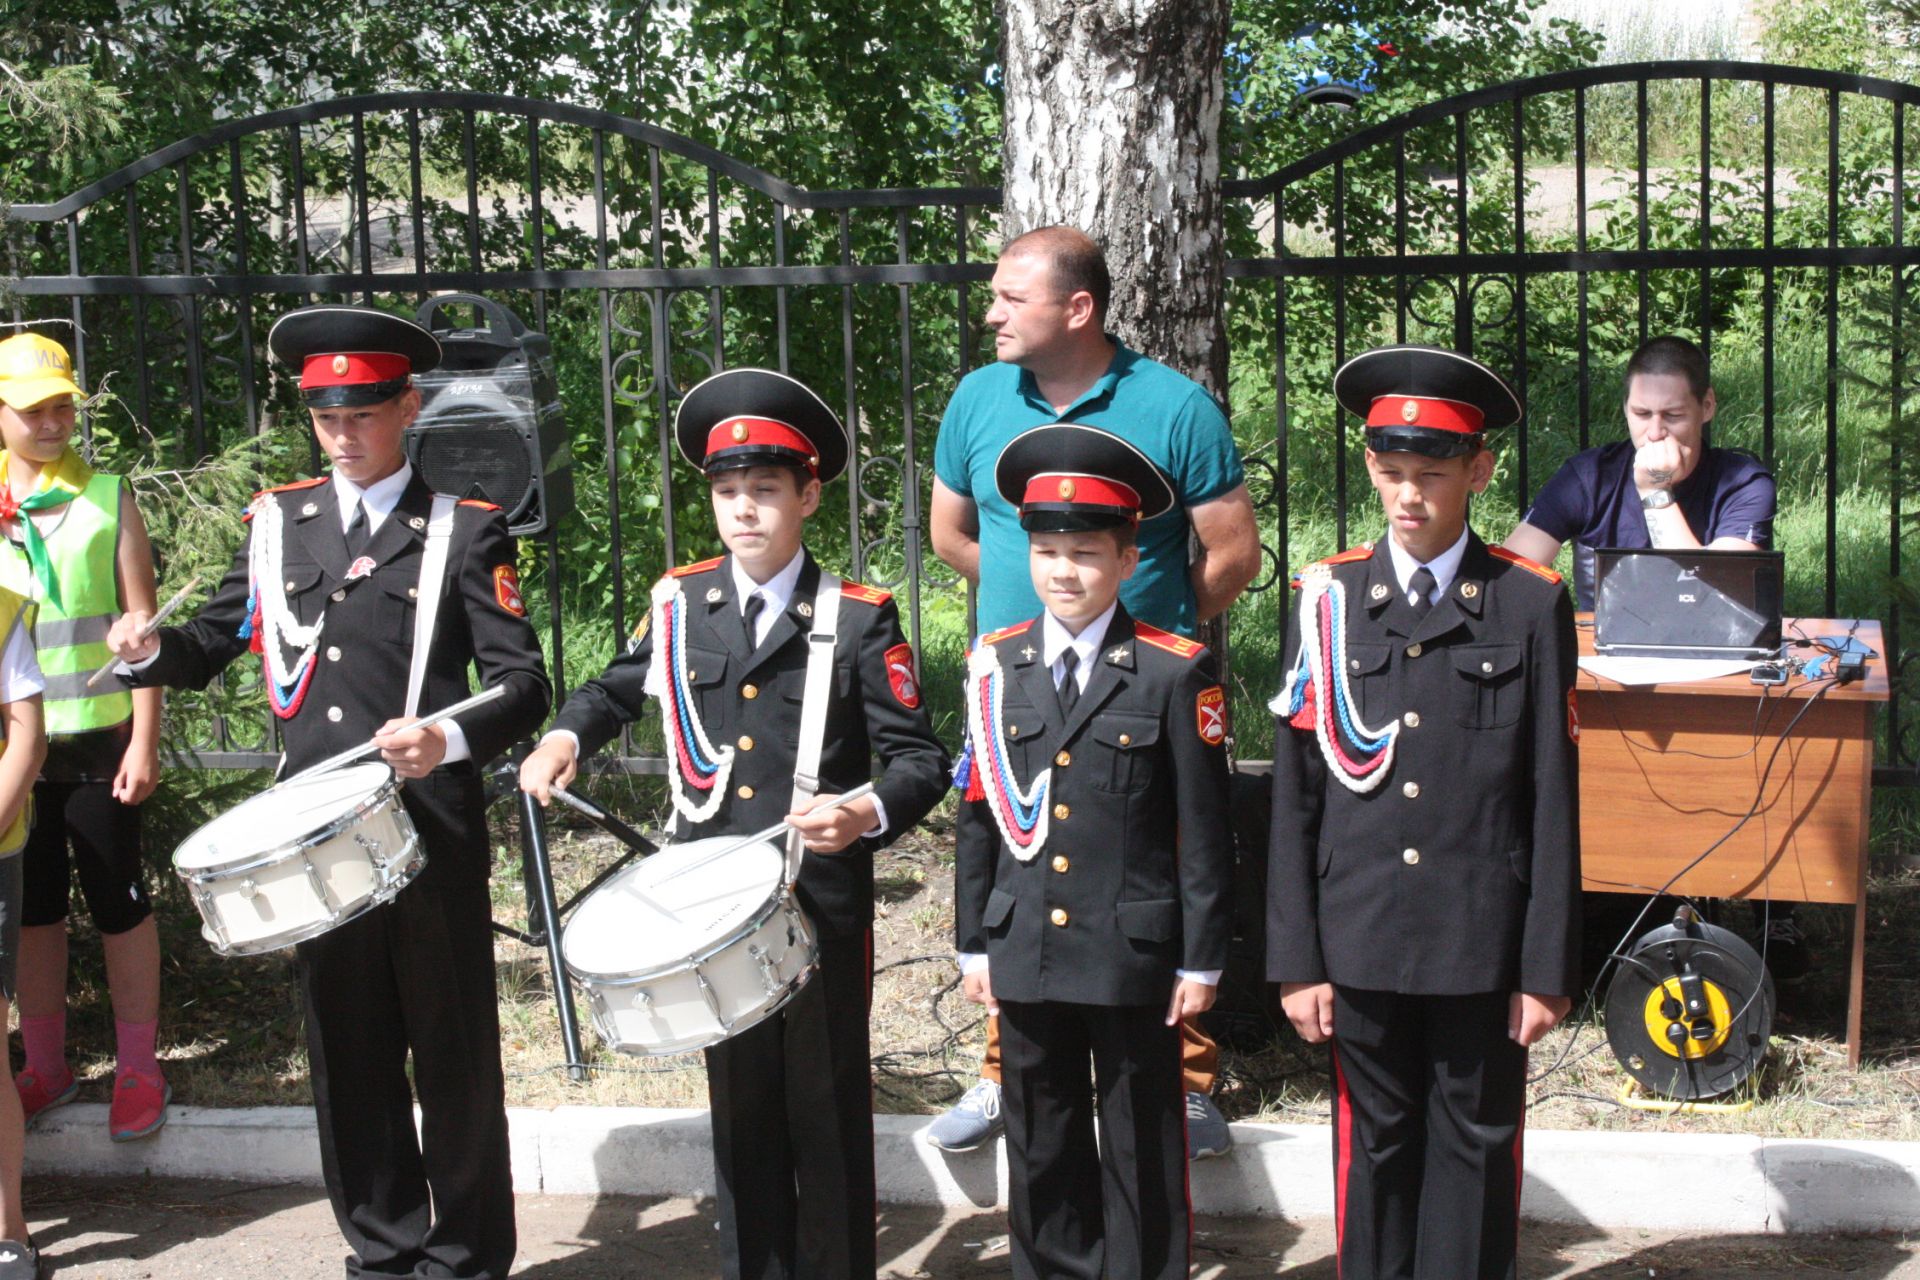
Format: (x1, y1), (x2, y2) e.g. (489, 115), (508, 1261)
(1764, 914), (1813, 983)
(0, 1238), (40, 1279)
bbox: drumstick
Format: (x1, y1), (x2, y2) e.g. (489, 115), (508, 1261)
(284, 684), (508, 782)
(85, 574), (201, 688)
(653, 781), (877, 885)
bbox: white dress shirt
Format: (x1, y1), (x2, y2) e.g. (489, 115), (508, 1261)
(1384, 525), (1471, 607)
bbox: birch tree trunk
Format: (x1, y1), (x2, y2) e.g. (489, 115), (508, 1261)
(999, 0), (1232, 399)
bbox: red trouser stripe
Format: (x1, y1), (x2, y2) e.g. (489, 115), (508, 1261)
(1333, 1049), (1353, 1278)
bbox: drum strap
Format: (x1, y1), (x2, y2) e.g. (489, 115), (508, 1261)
(786, 575), (842, 874)
(403, 495), (458, 718)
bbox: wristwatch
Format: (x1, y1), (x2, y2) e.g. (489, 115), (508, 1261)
(1641, 488), (1676, 511)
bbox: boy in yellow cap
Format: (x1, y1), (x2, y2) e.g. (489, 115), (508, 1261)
(0, 334), (169, 1146)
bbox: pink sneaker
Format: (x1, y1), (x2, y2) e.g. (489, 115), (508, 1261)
(14, 1067), (77, 1129)
(108, 1069), (169, 1143)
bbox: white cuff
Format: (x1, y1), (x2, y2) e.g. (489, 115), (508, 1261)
(124, 647), (162, 674)
(863, 794), (889, 839)
(1177, 969), (1222, 986)
(540, 728), (582, 756)
(438, 718), (472, 765)
(957, 952), (989, 976)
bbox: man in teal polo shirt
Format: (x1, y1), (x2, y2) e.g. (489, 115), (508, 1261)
(929, 225), (1260, 1160)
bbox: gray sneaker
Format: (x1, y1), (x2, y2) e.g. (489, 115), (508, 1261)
(926, 1078), (1004, 1152)
(1186, 1090), (1233, 1160)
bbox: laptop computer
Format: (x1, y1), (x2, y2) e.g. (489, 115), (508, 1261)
(1592, 547), (1785, 660)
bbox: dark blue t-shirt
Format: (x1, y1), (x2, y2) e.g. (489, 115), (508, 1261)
(1520, 441), (1776, 610)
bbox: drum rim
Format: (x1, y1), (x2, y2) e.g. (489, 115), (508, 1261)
(587, 957), (818, 1058)
(562, 882), (811, 984)
(172, 763), (406, 881)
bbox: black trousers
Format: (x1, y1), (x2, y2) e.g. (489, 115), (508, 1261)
(997, 999), (1188, 1280)
(1330, 987), (1527, 1280)
(296, 773), (515, 1279)
(705, 928), (875, 1280)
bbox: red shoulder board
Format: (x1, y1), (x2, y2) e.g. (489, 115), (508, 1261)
(980, 619), (1035, 646)
(252, 476), (327, 502)
(1488, 545), (1563, 584)
(1135, 622), (1204, 660)
(840, 581), (893, 607)
(1289, 543), (1373, 589)
(457, 498), (502, 512)
(669, 556), (725, 578)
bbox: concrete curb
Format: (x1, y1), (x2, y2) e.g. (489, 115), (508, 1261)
(24, 1105), (1920, 1234)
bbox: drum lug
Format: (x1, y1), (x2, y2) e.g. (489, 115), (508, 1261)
(695, 968), (733, 1034)
(239, 877), (258, 900)
(748, 943), (781, 997)
(632, 988), (655, 1014)
(303, 856), (342, 922)
(193, 885), (232, 953)
(353, 833), (385, 866)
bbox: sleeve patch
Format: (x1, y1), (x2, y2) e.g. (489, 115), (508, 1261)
(494, 564), (527, 617)
(885, 642), (921, 709)
(1196, 684), (1227, 745)
(626, 609), (651, 654)
(1567, 689), (1580, 743)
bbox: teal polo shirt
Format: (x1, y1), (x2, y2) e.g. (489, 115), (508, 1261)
(933, 342), (1244, 636)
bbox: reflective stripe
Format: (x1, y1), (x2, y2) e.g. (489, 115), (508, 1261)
(32, 613), (112, 648)
(41, 670), (110, 703)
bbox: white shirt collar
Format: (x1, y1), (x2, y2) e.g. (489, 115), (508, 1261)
(1041, 601), (1117, 690)
(332, 463), (414, 534)
(730, 549), (808, 634)
(1385, 525), (1471, 605)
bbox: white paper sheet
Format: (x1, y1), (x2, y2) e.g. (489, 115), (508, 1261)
(1578, 655), (1763, 687)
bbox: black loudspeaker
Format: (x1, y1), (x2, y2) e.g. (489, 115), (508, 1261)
(409, 294), (575, 536)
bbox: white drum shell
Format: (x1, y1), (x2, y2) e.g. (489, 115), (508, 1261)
(172, 764), (424, 956)
(563, 837), (819, 1057)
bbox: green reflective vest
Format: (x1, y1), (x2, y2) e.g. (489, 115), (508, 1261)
(0, 470), (131, 736)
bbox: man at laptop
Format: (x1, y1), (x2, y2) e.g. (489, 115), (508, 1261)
(1503, 335), (1803, 977)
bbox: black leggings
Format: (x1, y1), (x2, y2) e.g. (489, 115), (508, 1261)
(22, 777), (151, 934)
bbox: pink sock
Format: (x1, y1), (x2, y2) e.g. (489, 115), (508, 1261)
(20, 1014), (67, 1082)
(114, 1018), (160, 1080)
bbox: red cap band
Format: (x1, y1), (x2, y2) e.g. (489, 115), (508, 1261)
(1365, 395), (1484, 434)
(300, 351), (412, 389)
(705, 416), (818, 472)
(1022, 473), (1142, 514)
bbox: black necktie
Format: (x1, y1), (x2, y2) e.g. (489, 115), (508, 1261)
(344, 500), (370, 558)
(742, 592), (765, 646)
(1057, 648), (1080, 718)
(1409, 566), (1437, 618)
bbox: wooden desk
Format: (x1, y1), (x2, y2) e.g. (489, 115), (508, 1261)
(1575, 617), (1888, 1066)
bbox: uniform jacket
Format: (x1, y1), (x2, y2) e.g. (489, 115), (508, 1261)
(131, 473), (551, 783)
(550, 550), (950, 938)
(1266, 533), (1580, 998)
(954, 605), (1235, 1007)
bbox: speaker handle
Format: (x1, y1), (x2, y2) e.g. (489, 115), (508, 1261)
(415, 293), (528, 345)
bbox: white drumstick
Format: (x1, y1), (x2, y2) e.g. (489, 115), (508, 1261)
(86, 574), (201, 688)
(653, 781), (878, 885)
(285, 684), (508, 782)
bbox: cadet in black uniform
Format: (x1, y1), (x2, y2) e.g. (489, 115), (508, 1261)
(1268, 346), (1580, 1280)
(519, 368), (950, 1280)
(108, 306), (551, 1280)
(953, 424), (1235, 1280)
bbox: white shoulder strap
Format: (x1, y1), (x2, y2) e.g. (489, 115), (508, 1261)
(785, 574), (842, 878)
(403, 495), (459, 718)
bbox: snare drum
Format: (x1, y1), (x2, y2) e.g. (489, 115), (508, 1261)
(173, 763), (424, 956)
(563, 836), (818, 1056)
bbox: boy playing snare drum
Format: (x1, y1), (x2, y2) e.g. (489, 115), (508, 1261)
(519, 367), (950, 1280)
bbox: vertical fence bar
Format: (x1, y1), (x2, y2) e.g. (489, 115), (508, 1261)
(1637, 78), (1650, 346)
(895, 209), (925, 660)
(228, 138), (259, 437)
(1512, 96), (1529, 506)
(1274, 187), (1290, 601)
(408, 108), (426, 288)
(351, 111), (372, 305)
(1826, 87), (1841, 617)
(125, 189), (153, 429)
(773, 201), (790, 373)
(1393, 135), (1408, 343)
(290, 125), (311, 278)
(1334, 156), (1349, 549)
(1454, 113), (1471, 354)
(1699, 76), (1713, 362)
(176, 162), (208, 462)
(650, 145), (677, 567)
(1892, 102), (1906, 763)
(464, 109), (482, 273)
(706, 171), (724, 368)
(1576, 85), (1591, 450)
(840, 209), (862, 583)
(593, 129), (626, 660)
(1764, 82), (1777, 469)
(64, 218), (87, 444)
(528, 116), (549, 332)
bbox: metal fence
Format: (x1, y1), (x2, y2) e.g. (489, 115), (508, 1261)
(6, 62), (1917, 776)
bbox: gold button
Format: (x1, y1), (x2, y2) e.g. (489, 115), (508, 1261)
(738, 735), (754, 751)
(737, 785), (754, 800)
(688, 670), (697, 681)
(1403, 848), (1421, 866)
(1403, 711), (1421, 728)
(1054, 750), (1071, 767)
(1118, 733), (1131, 746)
(1008, 724), (1019, 737)
(285, 579), (297, 591)
(1053, 803), (1070, 821)
(326, 706), (343, 722)
(1402, 781), (1420, 798)
(330, 589), (346, 603)
(742, 684), (759, 700)
(326, 646), (341, 662)
(1050, 908), (1069, 927)
(1350, 658), (1361, 670)
(1406, 643), (1423, 658)
(408, 586), (418, 599)
(1051, 854), (1070, 873)
(1481, 660), (1494, 673)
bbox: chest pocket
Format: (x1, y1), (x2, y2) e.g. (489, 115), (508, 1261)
(1090, 713), (1160, 793)
(998, 699), (1050, 779)
(279, 562), (327, 627)
(778, 664), (853, 743)
(376, 578), (419, 646)
(682, 647), (730, 728)
(1450, 643), (1524, 728)
(1342, 642), (1395, 728)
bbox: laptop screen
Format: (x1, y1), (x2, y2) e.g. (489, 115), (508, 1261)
(1593, 548), (1785, 659)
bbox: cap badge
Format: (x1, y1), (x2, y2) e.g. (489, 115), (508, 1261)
(1370, 582), (1390, 601)
(1057, 479), (1076, 501)
(1461, 582), (1480, 599)
(730, 421), (750, 443)
(331, 355), (350, 376)
(1400, 398), (1420, 423)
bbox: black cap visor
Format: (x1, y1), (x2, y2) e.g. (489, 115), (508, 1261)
(302, 378), (412, 409)
(1364, 425), (1484, 460)
(702, 444), (818, 476)
(1019, 505), (1137, 533)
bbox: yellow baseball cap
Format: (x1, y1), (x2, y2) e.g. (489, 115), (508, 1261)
(0, 334), (83, 410)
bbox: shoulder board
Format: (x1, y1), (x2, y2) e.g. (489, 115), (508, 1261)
(1289, 543), (1373, 589)
(252, 476), (327, 503)
(980, 619), (1035, 646)
(1135, 622), (1204, 660)
(456, 498), (502, 512)
(838, 581), (893, 607)
(668, 556), (725, 579)
(1488, 545), (1563, 584)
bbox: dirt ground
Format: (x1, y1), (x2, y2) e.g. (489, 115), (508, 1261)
(22, 1175), (1920, 1278)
